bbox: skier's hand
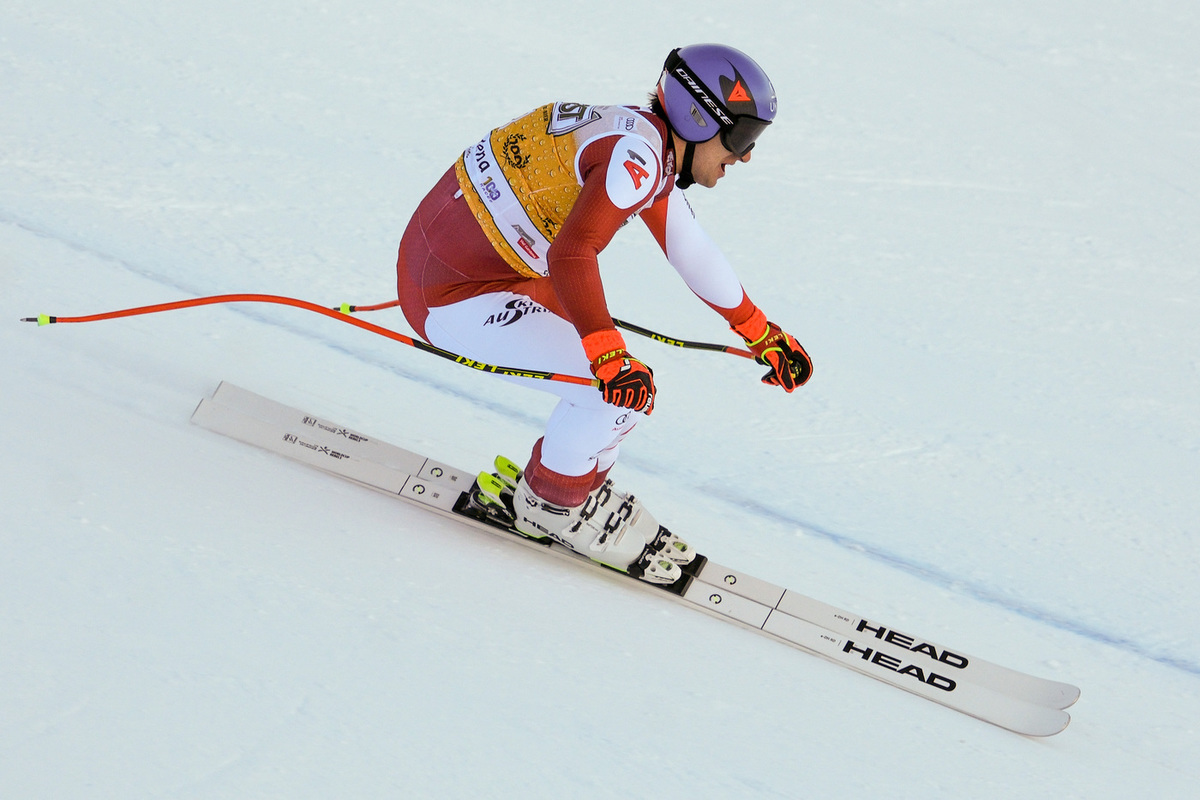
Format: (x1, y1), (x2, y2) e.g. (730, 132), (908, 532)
(583, 330), (656, 414)
(732, 310), (813, 392)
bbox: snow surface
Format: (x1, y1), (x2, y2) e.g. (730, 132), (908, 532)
(3, 1), (1198, 797)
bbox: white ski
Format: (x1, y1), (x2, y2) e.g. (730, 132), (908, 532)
(190, 382), (1076, 736)
(200, 382), (1080, 710)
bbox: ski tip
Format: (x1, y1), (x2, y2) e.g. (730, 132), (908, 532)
(1035, 710), (1072, 737)
(995, 704), (1072, 738)
(1060, 685), (1082, 709)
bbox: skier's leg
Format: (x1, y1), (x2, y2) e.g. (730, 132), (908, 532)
(422, 292), (680, 581)
(422, 290), (641, 495)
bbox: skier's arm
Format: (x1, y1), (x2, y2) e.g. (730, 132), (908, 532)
(641, 186), (813, 389)
(545, 172), (625, 340)
(640, 185), (749, 318)
(547, 135), (661, 410)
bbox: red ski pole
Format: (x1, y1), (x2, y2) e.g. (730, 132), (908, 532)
(23, 293), (600, 387)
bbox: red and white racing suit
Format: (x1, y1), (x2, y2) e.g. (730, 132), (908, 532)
(396, 102), (761, 505)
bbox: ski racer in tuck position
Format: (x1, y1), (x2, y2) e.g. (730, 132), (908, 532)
(395, 44), (812, 584)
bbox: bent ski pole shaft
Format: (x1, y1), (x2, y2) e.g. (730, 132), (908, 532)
(611, 318), (755, 360)
(333, 302), (753, 362)
(22, 293), (599, 388)
(334, 301), (754, 360)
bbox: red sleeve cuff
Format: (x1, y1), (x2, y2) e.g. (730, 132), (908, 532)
(581, 329), (628, 363)
(730, 305), (769, 345)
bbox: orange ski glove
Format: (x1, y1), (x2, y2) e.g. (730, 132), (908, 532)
(582, 330), (656, 414)
(731, 308), (813, 392)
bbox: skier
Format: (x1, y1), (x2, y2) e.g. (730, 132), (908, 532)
(395, 44), (812, 584)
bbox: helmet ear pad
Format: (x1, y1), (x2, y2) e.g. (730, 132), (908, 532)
(654, 83), (706, 189)
(656, 65), (720, 144)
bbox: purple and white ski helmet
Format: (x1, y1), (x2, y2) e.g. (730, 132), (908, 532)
(656, 43), (777, 156)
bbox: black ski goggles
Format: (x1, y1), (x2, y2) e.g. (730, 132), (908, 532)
(720, 115), (771, 157)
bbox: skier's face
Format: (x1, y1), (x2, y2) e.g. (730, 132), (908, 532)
(687, 134), (753, 189)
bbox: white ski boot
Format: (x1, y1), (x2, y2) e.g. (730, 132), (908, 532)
(589, 479), (696, 568)
(489, 456), (695, 567)
(511, 475), (681, 585)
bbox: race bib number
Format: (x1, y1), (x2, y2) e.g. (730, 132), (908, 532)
(547, 102), (600, 135)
